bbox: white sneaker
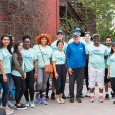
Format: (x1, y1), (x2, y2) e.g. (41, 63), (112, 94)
(7, 101), (15, 108)
(25, 102), (30, 107)
(30, 101), (35, 108)
(60, 98), (65, 104)
(85, 91), (90, 97)
(56, 98), (61, 104)
(6, 108), (14, 115)
(99, 96), (104, 103)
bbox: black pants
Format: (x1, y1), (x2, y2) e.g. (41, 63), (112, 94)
(12, 75), (26, 104)
(110, 78), (115, 93)
(85, 59), (89, 91)
(54, 64), (67, 95)
(69, 67), (84, 98)
(24, 70), (35, 101)
(46, 78), (49, 96)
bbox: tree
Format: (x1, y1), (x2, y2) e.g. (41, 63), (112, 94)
(77, 0), (115, 41)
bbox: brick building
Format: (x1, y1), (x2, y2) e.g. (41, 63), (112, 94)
(0, 0), (59, 41)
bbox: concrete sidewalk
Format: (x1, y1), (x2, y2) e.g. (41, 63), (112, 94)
(12, 83), (115, 115)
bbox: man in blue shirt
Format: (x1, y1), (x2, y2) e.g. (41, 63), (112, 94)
(66, 33), (86, 103)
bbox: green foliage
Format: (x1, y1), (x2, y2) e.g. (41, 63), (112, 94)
(77, 0), (115, 41)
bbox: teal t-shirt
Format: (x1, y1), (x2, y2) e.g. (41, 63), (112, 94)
(52, 50), (66, 65)
(33, 45), (53, 68)
(107, 54), (115, 78)
(86, 44), (107, 68)
(68, 37), (86, 47)
(51, 40), (67, 52)
(21, 48), (37, 72)
(105, 46), (111, 68)
(0, 48), (12, 74)
(85, 41), (93, 49)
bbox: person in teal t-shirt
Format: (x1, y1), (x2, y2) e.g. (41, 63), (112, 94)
(33, 34), (53, 105)
(0, 35), (14, 114)
(11, 40), (27, 109)
(104, 36), (112, 100)
(84, 32), (93, 97)
(52, 40), (67, 104)
(87, 34), (107, 103)
(107, 42), (115, 104)
(22, 35), (38, 108)
(50, 30), (67, 100)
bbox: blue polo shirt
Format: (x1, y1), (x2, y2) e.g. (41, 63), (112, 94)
(66, 42), (86, 68)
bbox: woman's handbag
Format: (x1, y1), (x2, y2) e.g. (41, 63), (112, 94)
(38, 45), (53, 73)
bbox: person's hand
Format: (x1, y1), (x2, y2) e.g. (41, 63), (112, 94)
(107, 74), (110, 79)
(66, 72), (69, 77)
(23, 73), (26, 79)
(55, 72), (59, 79)
(68, 68), (73, 75)
(3, 75), (7, 82)
(34, 73), (38, 79)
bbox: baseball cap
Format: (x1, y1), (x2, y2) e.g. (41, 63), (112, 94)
(73, 33), (80, 37)
(56, 30), (64, 35)
(92, 34), (100, 38)
(74, 28), (81, 32)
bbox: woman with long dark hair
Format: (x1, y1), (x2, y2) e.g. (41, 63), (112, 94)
(0, 35), (14, 114)
(11, 40), (27, 109)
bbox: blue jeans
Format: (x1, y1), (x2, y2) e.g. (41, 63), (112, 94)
(0, 74), (10, 106)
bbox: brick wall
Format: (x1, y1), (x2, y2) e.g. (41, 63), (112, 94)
(0, 0), (60, 41)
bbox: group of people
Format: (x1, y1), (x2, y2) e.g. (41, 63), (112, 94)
(0, 27), (115, 115)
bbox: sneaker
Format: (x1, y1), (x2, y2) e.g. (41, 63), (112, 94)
(51, 92), (55, 100)
(105, 94), (109, 100)
(60, 98), (65, 104)
(113, 101), (115, 104)
(90, 96), (94, 103)
(111, 92), (115, 98)
(7, 101), (15, 108)
(99, 96), (104, 103)
(56, 98), (62, 104)
(16, 104), (27, 110)
(6, 108), (14, 115)
(30, 101), (35, 108)
(41, 98), (48, 105)
(85, 91), (90, 97)
(25, 102), (30, 107)
(36, 97), (42, 104)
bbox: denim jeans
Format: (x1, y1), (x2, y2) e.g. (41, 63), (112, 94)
(0, 74), (10, 106)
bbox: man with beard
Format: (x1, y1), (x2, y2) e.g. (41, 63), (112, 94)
(104, 37), (113, 100)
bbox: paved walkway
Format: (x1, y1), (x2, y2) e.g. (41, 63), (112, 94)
(12, 83), (115, 115)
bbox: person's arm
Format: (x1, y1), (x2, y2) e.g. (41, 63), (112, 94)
(0, 60), (7, 82)
(107, 65), (110, 79)
(52, 61), (58, 79)
(83, 44), (86, 67)
(66, 45), (73, 75)
(12, 53), (25, 78)
(34, 59), (38, 79)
